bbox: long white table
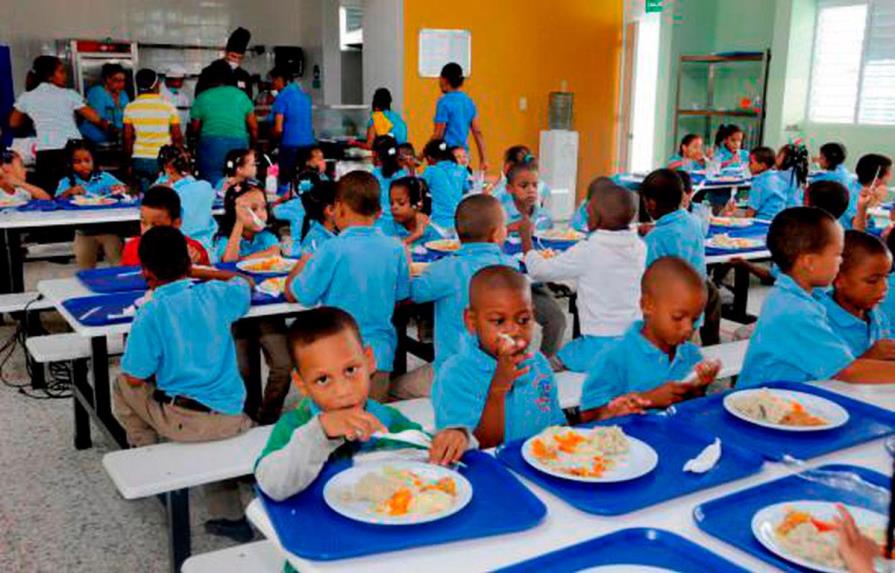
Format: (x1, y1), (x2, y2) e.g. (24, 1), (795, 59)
(0, 204), (224, 294)
(37, 277), (305, 448)
(244, 380), (894, 573)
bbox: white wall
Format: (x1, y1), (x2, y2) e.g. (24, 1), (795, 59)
(362, 0), (403, 111)
(1, 0), (325, 97)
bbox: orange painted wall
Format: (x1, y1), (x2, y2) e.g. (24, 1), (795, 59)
(402, 0), (623, 199)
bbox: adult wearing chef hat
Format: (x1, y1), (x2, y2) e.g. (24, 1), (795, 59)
(160, 64), (193, 127)
(195, 27), (254, 99)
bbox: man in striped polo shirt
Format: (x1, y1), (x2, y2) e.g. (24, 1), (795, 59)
(124, 68), (183, 192)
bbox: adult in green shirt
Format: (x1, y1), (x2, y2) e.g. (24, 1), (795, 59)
(190, 60), (257, 183)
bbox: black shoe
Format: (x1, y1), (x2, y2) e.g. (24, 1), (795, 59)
(204, 518), (255, 543)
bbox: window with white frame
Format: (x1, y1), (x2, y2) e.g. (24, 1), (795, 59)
(809, 0), (895, 125)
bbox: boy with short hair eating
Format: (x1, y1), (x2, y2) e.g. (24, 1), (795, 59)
(121, 185), (210, 266)
(739, 207), (895, 385)
(579, 257), (720, 422)
(432, 266), (565, 448)
(820, 230), (893, 357)
(255, 307), (468, 502)
(285, 171), (411, 402)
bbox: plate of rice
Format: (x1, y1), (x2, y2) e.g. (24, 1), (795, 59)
(424, 239), (461, 253)
(323, 460), (472, 525)
(535, 229), (586, 243)
(0, 195), (29, 208)
(752, 501), (885, 572)
(706, 234), (765, 250)
(256, 276), (287, 296)
(709, 216), (753, 228)
(71, 195), (118, 206)
(236, 256), (298, 275)
(522, 426), (658, 483)
(723, 388), (848, 432)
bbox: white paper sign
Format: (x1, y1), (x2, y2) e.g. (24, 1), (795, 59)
(418, 29), (471, 78)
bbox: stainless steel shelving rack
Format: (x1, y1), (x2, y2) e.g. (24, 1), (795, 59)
(672, 50), (771, 149)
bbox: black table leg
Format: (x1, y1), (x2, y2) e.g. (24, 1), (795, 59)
(166, 488), (191, 573)
(72, 359), (92, 450)
(91, 336), (127, 448)
(724, 264), (758, 325)
(0, 228), (23, 294)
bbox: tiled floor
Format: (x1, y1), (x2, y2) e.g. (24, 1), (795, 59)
(0, 258), (771, 572)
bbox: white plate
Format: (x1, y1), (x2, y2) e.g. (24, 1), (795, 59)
(0, 196), (29, 208)
(752, 500), (885, 573)
(536, 229), (586, 242)
(322, 460), (473, 525)
(72, 195), (118, 206)
(709, 216), (753, 228)
(521, 428), (659, 483)
(705, 235), (764, 250)
(578, 567), (679, 573)
(256, 277), (287, 296)
(235, 257), (298, 275)
(424, 239), (461, 253)
(723, 389), (849, 432)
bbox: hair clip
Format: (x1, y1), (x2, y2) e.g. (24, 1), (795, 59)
(438, 142), (447, 151)
(523, 153), (534, 163)
(388, 148), (397, 156)
(226, 160), (234, 169)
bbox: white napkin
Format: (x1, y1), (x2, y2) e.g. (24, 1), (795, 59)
(683, 438), (722, 473)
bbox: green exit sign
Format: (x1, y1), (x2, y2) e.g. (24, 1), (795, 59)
(646, 0), (663, 13)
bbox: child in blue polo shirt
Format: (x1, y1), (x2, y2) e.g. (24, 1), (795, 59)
(215, 148), (257, 197)
(776, 142), (810, 208)
(215, 183), (292, 424)
(813, 143), (856, 229)
(741, 146), (788, 221)
(408, 195), (516, 394)
(371, 135), (408, 225)
(641, 168), (706, 276)
(739, 207), (895, 386)
(852, 153), (892, 234)
(820, 230), (893, 356)
(433, 62), (487, 171)
(433, 266), (565, 448)
(579, 257), (721, 421)
(56, 139), (129, 268)
(714, 124), (749, 169)
(114, 226), (255, 541)
(884, 232), (895, 327)
(667, 133), (709, 172)
(293, 179), (337, 257)
(286, 171), (411, 402)
(255, 307), (468, 506)
(491, 145), (552, 206)
(502, 162), (553, 233)
(157, 145), (219, 256)
(422, 138), (468, 230)
(570, 176), (615, 233)
(377, 176), (444, 247)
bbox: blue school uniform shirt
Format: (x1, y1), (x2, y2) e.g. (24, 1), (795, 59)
(214, 229), (279, 260)
(367, 110), (408, 144)
(715, 146), (749, 167)
(433, 336), (565, 442)
(570, 201), (589, 233)
(271, 83), (315, 148)
(410, 242), (517, 370)
(738, 273), (856, 387)
(644, 209), (706, 278)
(55, 171), (123, 197)
(80, 86), (129, 143)
(666, 154), (703, 172)
(492, 179), (552, 206)
(372, 166), (409, 224)
(289, 225), (410, 372)
(171, 176), (219, 257)
(820, 292), (890, 357)
(121, 277), (251, 415)
(747, 169), (789, 221)
(375, 217), (444, 248)
(273, 198), (306, 257)
(299, 221), (335, 257)
(422, 161), (465, 229)
(779, 168), (804, 208)
(500, 192), (554, 232)
(813, 165), (856, 229)
(434, 91), (477, 150)
(883, 274), (895, 327)
(579, 321), (703, 411)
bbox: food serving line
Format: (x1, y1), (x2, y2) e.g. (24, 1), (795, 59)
(239, 380), (895, 573)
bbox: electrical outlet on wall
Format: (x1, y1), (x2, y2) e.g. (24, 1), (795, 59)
(519, 97), (527, 111)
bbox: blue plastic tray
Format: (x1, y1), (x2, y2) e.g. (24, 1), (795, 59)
(694, 464), (889, 572)
(16, 199), (59, 212)
(77, 266), (148, 293)
(496, 528), (751, 572)
(61, 291), (145, 326)
(495, 414), (765, 516)
(672, 382), (895, 461)
(258, 450), (547, 561)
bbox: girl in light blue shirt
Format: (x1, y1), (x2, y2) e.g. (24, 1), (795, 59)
(214, 182), (292, 424)
(812, 143), (856, 228)
(296, 179), (337, 257)
(422, 139), (467, 230)
(371, 135), (408, 225)
(377, 176), (445, 247)
(667, 133), (708, 172)
(157, 145), (218, 256)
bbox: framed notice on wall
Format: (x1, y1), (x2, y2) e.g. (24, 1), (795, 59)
(418, 29), (471, 78)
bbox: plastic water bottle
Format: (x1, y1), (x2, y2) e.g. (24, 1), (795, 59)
(472, 170), (485, 194)
(265, 164), (279, 195)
